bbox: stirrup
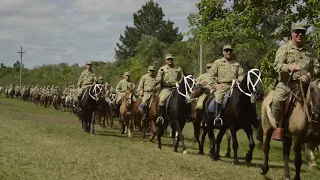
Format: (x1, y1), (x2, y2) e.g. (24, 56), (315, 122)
(213, 116), (223, 126)
(156, 116), (164, 124)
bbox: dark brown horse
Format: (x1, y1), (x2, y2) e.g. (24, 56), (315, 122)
(259, 78), (320, 180)
(133, 96), (158, 140)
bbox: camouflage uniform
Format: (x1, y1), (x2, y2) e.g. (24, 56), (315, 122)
(271, 24), (320, 128)
(195, 63), (215, 109)
(115, 72), (136, 104)
(76, 61), (97, 99)
(210, 45), (244, 119)
(156, 54), (184, 119)
(137, 66), (157, 121)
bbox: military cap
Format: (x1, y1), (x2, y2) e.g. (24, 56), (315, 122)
(223, 45), (232, 50)
(291, 23), (307, 31)
(206, 63), (213, 68)
(123, 72), (130, 76)
(99, 76), (103, 80)
(165, 54), (174, 60)
(148, 66), (155, 71)
(86, 61), (92, 65)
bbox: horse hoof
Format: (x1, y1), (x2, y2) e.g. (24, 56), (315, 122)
(198, 151), (204, 155)
(260, 166), (269, 175)
(233, 160), (239, 165)
(210, 153), (220, 161)
(245, 153), (253, 163)
(224, 153), (231, 158)
(183, 150), (187, 154)
(158, 146), (162, 149)
(174, 149), (178, 152)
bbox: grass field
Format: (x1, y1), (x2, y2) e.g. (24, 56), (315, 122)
(0, 97), (319, 180)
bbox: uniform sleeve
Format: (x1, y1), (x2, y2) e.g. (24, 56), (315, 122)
(274, 45), (289, 73)
(137, 76), (144, 94)
(312, 56), (320, 78)
(93, 74), (97, 82)
(196, 75), (202, 86)
(237, 65), (245, 82)
(116, 81), (122, 93)
(76, 72), (84, 87)
(210, 61), (218, 84)
(156, 67), (164, 84)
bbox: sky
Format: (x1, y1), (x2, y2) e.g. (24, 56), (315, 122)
(0, 0), (198, 69)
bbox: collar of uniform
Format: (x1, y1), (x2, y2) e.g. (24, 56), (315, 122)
(289, 40), (306, 50)
(165, 64), (175, 68)
(221, 57), (235, 63)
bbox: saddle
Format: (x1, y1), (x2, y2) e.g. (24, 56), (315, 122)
(208, 95), (230, 113)
(138, 94), (155, 111)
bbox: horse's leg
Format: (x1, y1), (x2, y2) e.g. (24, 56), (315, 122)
(157, 124), (164, 149)
(200, 126), (207, 155)
(149, 118), (157, 142)
(225, 129), (231, 157)
(172, 128), (178, 152)
(292, 137), (302, 180)
(260, 126), (272, 175)
(283, 136), (292, 180)
(230, 127), (239, 165)
(193, 111), (203, 154)
(305, 143), (317, 168)
(215, 127), (227, 160)
(128, 116), (133, 137)
(91, 112), (95, 134)
(207, 113), (217, 160)
(244, 126), (255, 163)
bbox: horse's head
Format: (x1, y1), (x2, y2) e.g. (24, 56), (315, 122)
(124, 88), (134, 106)
(176, 75), (196, 102)
(239, 69), (264, 100)
(308, 78), (320, 120)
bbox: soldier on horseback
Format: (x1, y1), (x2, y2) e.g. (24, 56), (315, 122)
(137, 65), (157, 122)
(75, 61), (97, 113)
(115, 72), (136, 110)
(195, 63), (215, 112)
(271, 23), (320, 140)
(156, 54), (184, 122)
(210, 45), (245, 122)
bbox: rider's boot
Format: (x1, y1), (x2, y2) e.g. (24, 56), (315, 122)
(214, 102), (222, 126)
(142, 105), (148, 122)
(271, 106), (284, 141)
(156, 105), (164, 124)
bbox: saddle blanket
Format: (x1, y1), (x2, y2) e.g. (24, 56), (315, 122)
(208, 96), (229, 113)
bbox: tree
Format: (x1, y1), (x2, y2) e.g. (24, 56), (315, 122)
(0, 63), (5, 68)
(115, 0), (182, 60)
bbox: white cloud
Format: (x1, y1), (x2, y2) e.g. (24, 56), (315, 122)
(0, 0), (198, 68)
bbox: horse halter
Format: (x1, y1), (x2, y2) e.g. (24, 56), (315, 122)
(110, 93), (116, 102)
(176, 75), (196, 102)
(236, 69), (262, 97)
(89, 84), (104, 101)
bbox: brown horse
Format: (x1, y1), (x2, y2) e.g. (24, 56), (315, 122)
(133, 96), (158, 140)
(119, 89), (135, 137)
(260, 79), (320, 180)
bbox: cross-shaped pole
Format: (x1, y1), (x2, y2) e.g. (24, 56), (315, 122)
(17, 46), (26, 89)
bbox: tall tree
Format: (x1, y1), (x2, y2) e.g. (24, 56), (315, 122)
(115, 0), (182, 60)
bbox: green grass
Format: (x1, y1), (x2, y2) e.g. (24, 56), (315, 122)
(0, 97), (319, 180)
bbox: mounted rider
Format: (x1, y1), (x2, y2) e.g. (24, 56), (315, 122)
(195, 63), (215, 111)
(210, 45), (245, 122)
(137, 65), (157, 122)
(115, 72), (136, 109)
(75, 61), (97, 112)
(156, 54), (184, 122)
(271, 23), (320, 140)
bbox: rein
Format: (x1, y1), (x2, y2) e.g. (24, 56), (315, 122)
(226, 69), (262, 97)
(175, 75), (196, 102)
(89, 84), (104, 101)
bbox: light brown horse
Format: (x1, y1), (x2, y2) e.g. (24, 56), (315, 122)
(260, 79), (320, 180)
(133, 96), (158, 140)
(119, 89), (135, 137)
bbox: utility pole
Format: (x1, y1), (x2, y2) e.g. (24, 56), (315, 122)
(17, 46), (26, 89)
(199, 43), (203, 75)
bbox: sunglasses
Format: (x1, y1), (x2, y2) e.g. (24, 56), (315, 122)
(224, 49), (233, 53)
(167, 58), (174, 61)
(206, 67), (211, 69)
(293, 30), (306, 35)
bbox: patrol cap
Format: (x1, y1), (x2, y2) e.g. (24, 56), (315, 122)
(223, 45), (232, 50)
(148, 66), (155, 71)
(291, 23), (307, 31)
(165, 54), (174, 60)
(123, 72), (130, 76)
(206, 63), (212, 68)
(99, 76), (103, 80)
(86, 61), (92, 65)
